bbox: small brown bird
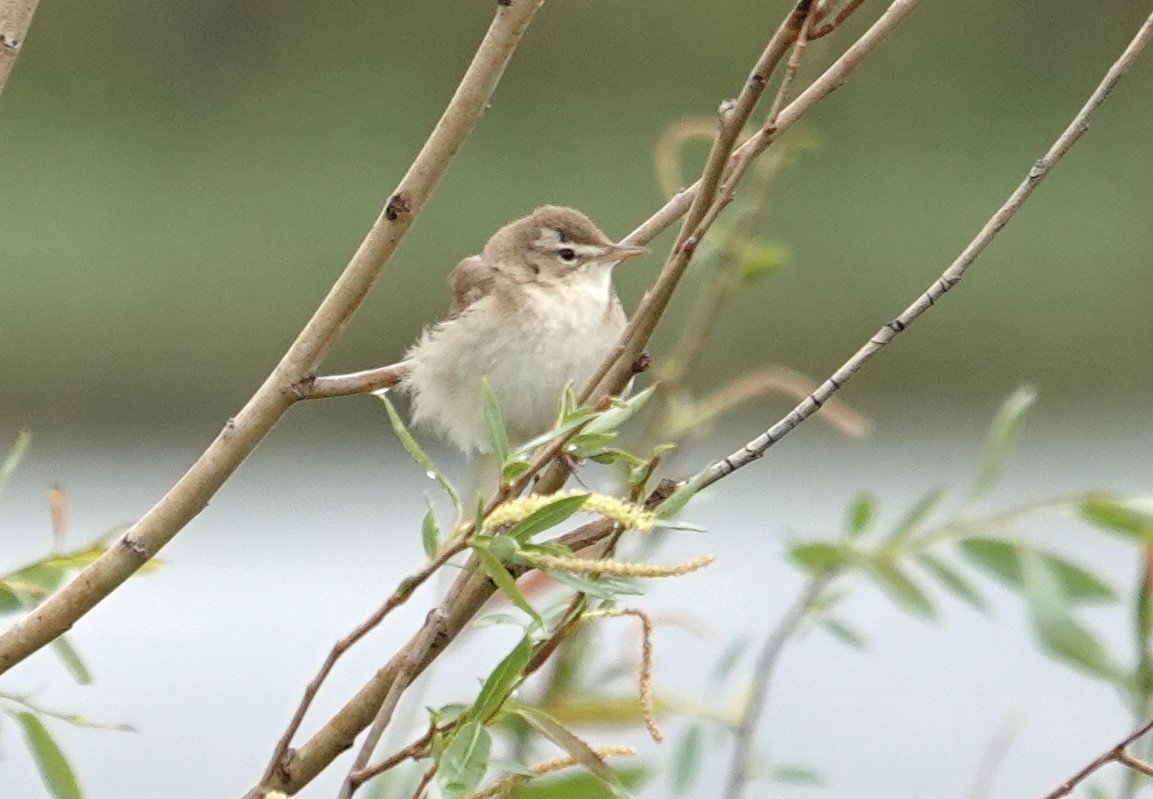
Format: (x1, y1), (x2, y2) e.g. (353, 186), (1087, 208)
(402, 206), (646, 454)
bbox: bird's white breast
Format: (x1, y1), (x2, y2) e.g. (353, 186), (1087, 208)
(404, 265), (624, 454)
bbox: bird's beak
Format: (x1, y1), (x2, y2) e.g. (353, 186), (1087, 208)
(596, 244), (648, 264)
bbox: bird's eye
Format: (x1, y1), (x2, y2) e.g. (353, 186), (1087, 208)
(557, 248), (576, 262)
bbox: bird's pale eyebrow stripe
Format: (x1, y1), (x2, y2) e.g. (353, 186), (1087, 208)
(532, 229), (561, 249)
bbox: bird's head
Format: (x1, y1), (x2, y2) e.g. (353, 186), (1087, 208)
(485, 205), (647, 285)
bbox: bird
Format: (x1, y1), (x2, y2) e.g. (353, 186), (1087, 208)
(401, 206), (647, 455)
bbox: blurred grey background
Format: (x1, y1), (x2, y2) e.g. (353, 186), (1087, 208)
(1, 1), (1152, 798)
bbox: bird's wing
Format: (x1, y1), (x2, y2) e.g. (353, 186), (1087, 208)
(446, 255), (501, 318)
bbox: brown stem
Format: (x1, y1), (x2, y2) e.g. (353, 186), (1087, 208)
(0, 0), (40, 100)
(694, 8), (1153, 493)
(0, 0), (545, 678)
(1043, 717), (1153, 799)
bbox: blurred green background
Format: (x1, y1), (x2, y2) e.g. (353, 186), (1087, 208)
(1, 0), (1151, 435)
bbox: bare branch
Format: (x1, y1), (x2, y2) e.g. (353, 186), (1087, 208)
(1043, 717), (1153, 799)
(0, 0), (40, 100)
(695, 8), (1153, 494)
(298, 362), (410, 399)
(338, 610), (447, 799)
(0, 0), (545, 677)
(724, 572), (835, 799)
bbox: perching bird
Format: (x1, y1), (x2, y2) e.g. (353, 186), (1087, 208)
(402, 206), (646, 454)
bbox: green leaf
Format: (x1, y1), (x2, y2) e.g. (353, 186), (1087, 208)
(971, 385), (1036, 500)
(437, 720), (492, 799)
(0, 430), (32, 502)
(473, 636), (533, 721)
(506, 494), (590, 542)
(844, 494), (875, 538)
(502, 459), (532, 484)
(888, 488), (946, 544)
(11, 712), (83, 799)
(710, 636), (749, 685)
(509, 704), (629, 797)
(737, 240), (788, 284)
(515, 411), (599, 458)
(959, 538), (1116, 603)
(867, 559), (935, 619)
(474, 547), (542, 625)
(818, 617), (868, 651)
(565, 432), (619, 460)
(0, 586), (21, 615)
(654, 469), (711, 519)
(771, 763), (823, 785)
(481, 378), (511, 468)
(582, 386), (657, 436)
(1019, 547), (1125, 681)
(670, 724), (701, 795)
(378, 394), (460, 515)
(487, 534), (520, 562)
(1080, 496), (1153, 539)
(51, 637), (92, 685)
(914, 553), (987, 612)
(421, 501), (440, 559)
(509, 768), (649, 799)
(788, 542), (850, 573)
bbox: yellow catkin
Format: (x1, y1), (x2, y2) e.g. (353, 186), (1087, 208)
(524, 552), (715, 577)
(484, 490), (656, 533)
(465, 745), (637, 799)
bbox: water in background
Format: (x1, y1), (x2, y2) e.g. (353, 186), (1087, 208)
(0, 400), (1149, 798)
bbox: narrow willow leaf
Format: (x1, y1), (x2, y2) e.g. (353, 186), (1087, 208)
(487, 534), (520, 562)
(504, 768), (649, 799)
(738, 240), (788, 283)
(888, 488), (946, 544)
(959, 538), (1116, 603)
(582, 386), (657, 436)
(1019, 547), (1125, 681)
(914, 553), (987, 612)
(51, 637), (92, 685)
(566, 432), (619, 459)
(474, 547), (542, 625)
(502, 460), (532, 484)
(11, 712), (83, 799)
(547, 569), (619, 600)
(487, 758), (540, 778)
(473, 636), (533, 721)
(506, 494), (590, 542)
(473, 613), (528, 629)
(481, 378), (510, 468)
(788, 542), (850, 573)
(710, 636), (749, 685)
(818, 617), (868, 651)
(437, 720), (492, 799)
(378, 394), (460, 514)
(421, 501), (439, 559)
(1079, 496), (1153, 539)
(771, 763), (824, 785)
(844, 493), (875, 538)
(867, 560), (936, 619)
(510, 704), (628, 796)
(654, 469), (711, 519)
(0, 430), (32, 501)
(671, 724), (702, 795)
(515, 412), (599, 458)
(971, 385), (1036, 500)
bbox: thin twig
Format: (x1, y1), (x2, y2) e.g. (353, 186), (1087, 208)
(811, 0), (867, 40)
(0, 0), (40, 100)
(351, 727), (438, 786)
(262, 541), (467, 785)
(724, 572), (836, 799)
(0, 0), (545, 678)
(1043, 717), (1153, 799)
(694, 9), (1153, 494)
(339, 611), (447, 799)
(300, 362), (411, 399)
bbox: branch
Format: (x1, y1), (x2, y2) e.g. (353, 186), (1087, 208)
(295, 361), (410, 399)
(242, 518), (623, 798)
(0, 0), (545, 677)
(693, 8), (1153, 494)
(338, 610), (447, 799)
(723, 572), (835, 799)
(1043, 717), (1153, 799)
(0, 0), (40, 101)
